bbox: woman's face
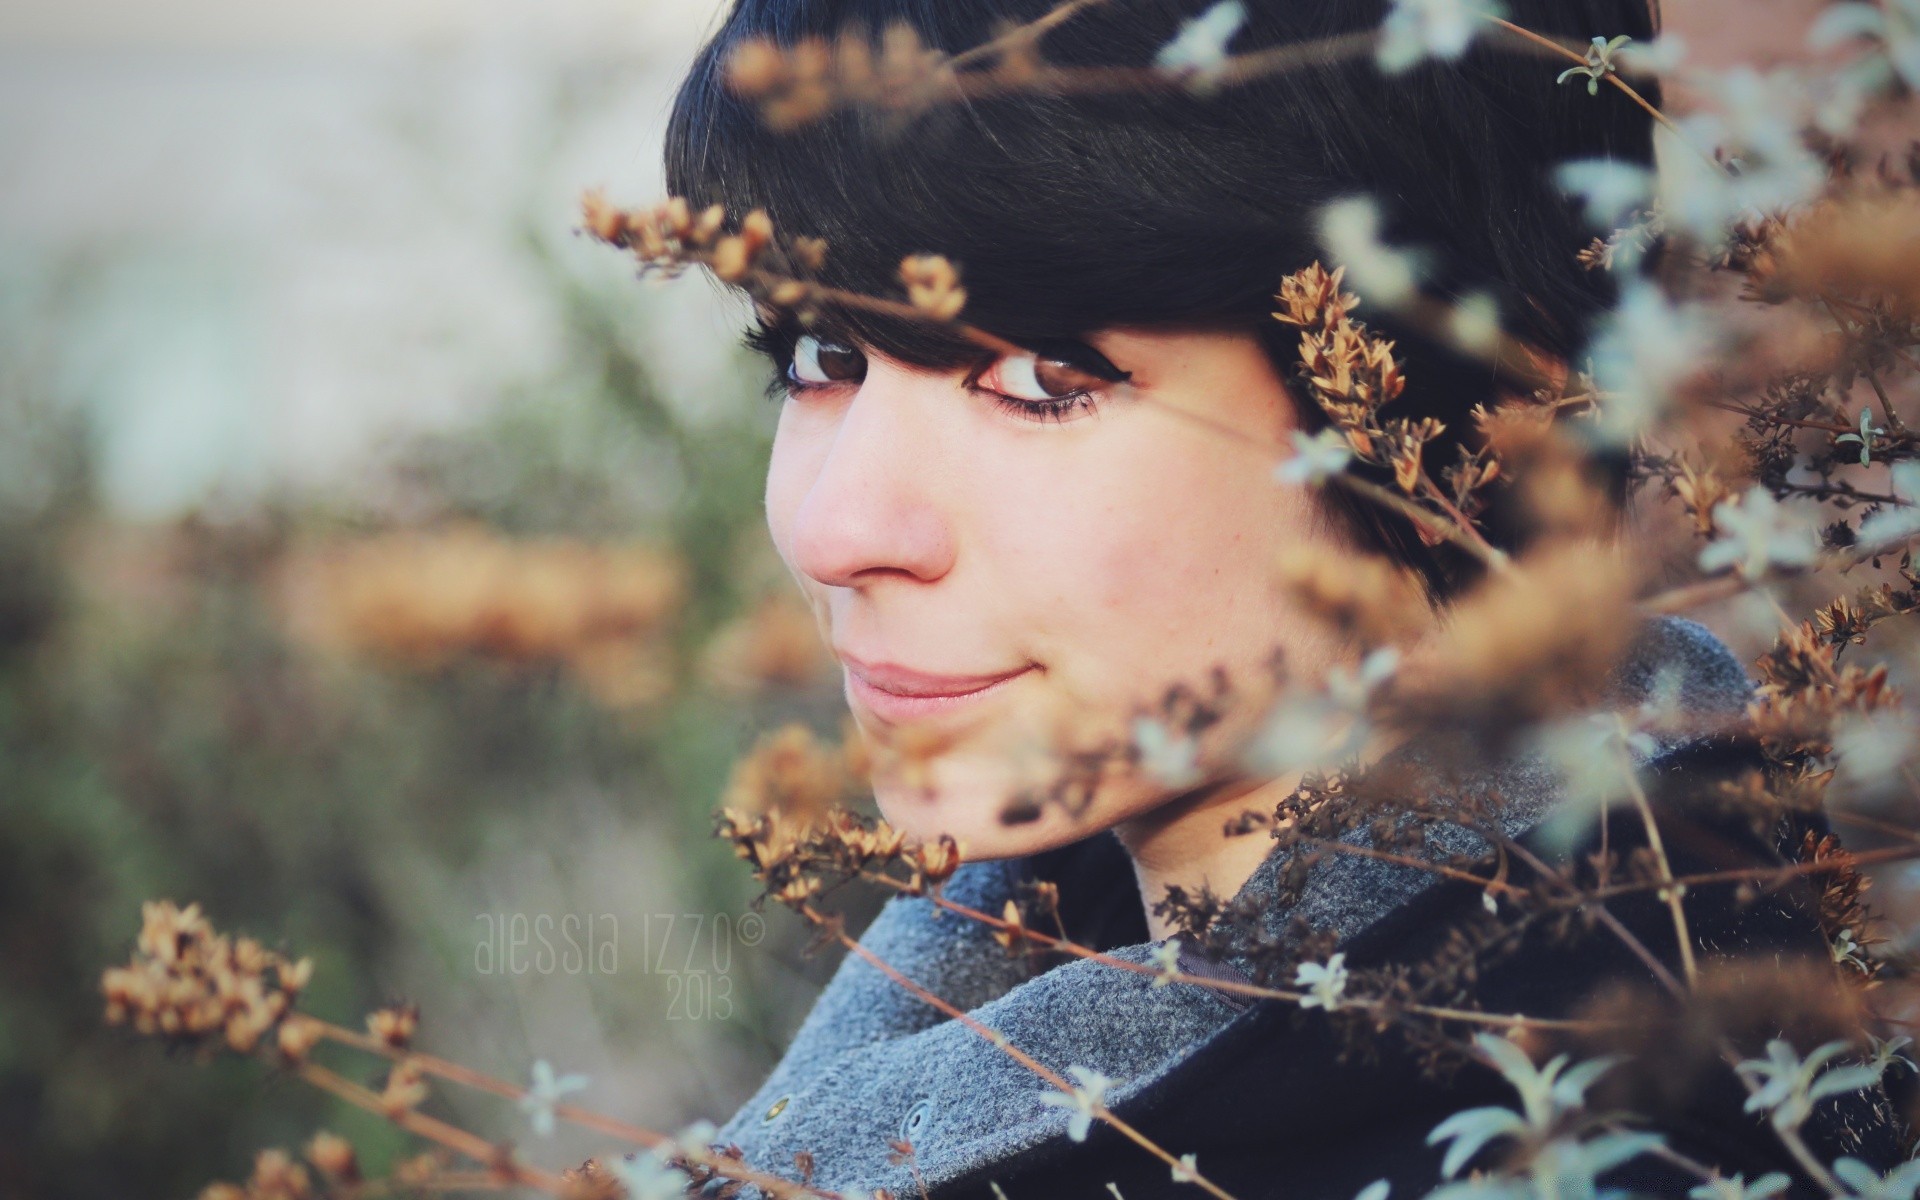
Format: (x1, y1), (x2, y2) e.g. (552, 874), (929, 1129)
(763, 324), (1357, 859)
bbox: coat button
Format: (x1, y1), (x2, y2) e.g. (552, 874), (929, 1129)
(764, 1094), (790, 1121)
(899, 1098), (934, 1144)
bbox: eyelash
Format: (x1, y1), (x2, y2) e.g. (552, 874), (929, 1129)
(743, 322), (1121, 424)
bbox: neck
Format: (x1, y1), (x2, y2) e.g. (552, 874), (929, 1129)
(1112, 774), (1296, 943)
(1113, 722), (1411, 942)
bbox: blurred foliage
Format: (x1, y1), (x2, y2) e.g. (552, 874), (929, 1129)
(0, 219), (855, 1199)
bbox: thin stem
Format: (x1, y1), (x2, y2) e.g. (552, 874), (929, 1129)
(294, 1061), (565, 1193)
(1616, 722), (1701, 987)
(1477, 14), (1700, 155)
(862, 871), (1612, 1032)
(1495, 833), (1689, 999)
(301, 1018), (831, 1200)
(946, 0), (1111, 70)
(1333, 472), (1505, 568)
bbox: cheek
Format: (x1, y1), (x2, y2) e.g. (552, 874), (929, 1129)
(988, 429), (1298, 694)
(762, 405), (817, 564)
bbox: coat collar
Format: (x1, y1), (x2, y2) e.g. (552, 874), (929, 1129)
(700, 615), (1755, 1200)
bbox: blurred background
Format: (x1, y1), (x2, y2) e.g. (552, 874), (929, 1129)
(0, 0), (1844, 1196)
(0, 1), (880, 1195)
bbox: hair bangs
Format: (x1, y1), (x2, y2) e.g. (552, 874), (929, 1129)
(663, 4), (1368, 367)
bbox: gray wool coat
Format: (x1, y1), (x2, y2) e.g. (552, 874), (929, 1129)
(689, 614), (1775, 1200)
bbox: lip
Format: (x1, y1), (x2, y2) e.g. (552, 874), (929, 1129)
(839, 652), (1034, 725)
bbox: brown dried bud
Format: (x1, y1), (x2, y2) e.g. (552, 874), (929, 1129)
(725, 38), (787, 95)
(275, 1015), (324, 1064)
(379, 1060), (430, 1117)
(914, 833), (964, 888)
(691, 204), (726, 247)
(711, 236), (752, 283)
(367, 1003), (419, 1049)
(662, 197), (693, 239)
(791, 236), (829, 271)
(249, 1148), (314, 1200)
(741, 209), (775, 255)
(579, 189), (628, 244)
(305, 1132), (360, 1184)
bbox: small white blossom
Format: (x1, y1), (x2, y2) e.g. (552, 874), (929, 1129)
(1554, 159), (1655, 231)
(1171, 1152), (1200, 1183)
(1735, 1038), (1885, 1132)
(1155, 1), (1247, 89)
(1857, 461), (1920, 549)
(1248, 648), (1398, 776)
(1427, 1033), (1633, 1183)
(1354, 1184), (1391, 1200)
(1327, 646), (1399, 711)
(1133, 716), (1203, 788)
(1557, 35), (1634, 96)
(1149, 939), (1183, 988)
(1698, 486), (1823, 580)
(519, 1059), (590, 1137)
(1319, 197), (1424, 307)
(1810, 0), (1920, 93)
(1377, 0), (1499, 74)
(1583, 282), (1719, 446)
(1617, 34), (1688, 75)
(1689, 1173), (1792, 1199)
(1836, 406), (1887, 466)
(1446, 291), (1502, 358)
(1657, 68), (1829, 246)
(1834, 712), (1919, 801)
(1833, 1155), (1920, 1199)
(1275, 427), (1355, 486)
(1832, 927), (1870, 973)
(1294, 952), (1351, 1011)
(1039, 1065), (1114, 1143)
(609, 1152), (692, 1200)
(1532, 712), (1656, 854)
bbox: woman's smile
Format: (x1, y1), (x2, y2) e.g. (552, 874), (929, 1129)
(839, 653), (1036, 726)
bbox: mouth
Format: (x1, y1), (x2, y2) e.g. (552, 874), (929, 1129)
(839, 654), (1036, 726)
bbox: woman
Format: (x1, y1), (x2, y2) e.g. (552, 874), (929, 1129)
(648, 1), (1908, 1196)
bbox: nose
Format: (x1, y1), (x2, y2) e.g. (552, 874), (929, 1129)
(785, 359), (959, 589)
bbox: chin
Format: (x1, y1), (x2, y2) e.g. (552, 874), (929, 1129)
(870, 748), (1133, 863)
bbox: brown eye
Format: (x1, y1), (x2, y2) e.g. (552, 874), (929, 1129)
(789, 334), (865, 384)
(976, 342), (1128, 404)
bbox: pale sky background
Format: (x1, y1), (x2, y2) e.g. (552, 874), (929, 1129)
(0, 0), (746, 517)
(0, 0), (1814, 516)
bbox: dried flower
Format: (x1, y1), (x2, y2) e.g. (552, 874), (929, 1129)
(379, 1060), (429, 1117)
(303, 1132), (359, 1184)
(899, 254), (967, 320)
(367, 1003), (418, 1049)
(101, 901), (310, 1056)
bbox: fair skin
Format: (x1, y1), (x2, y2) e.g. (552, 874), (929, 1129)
(762, 323), (1376, 940)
